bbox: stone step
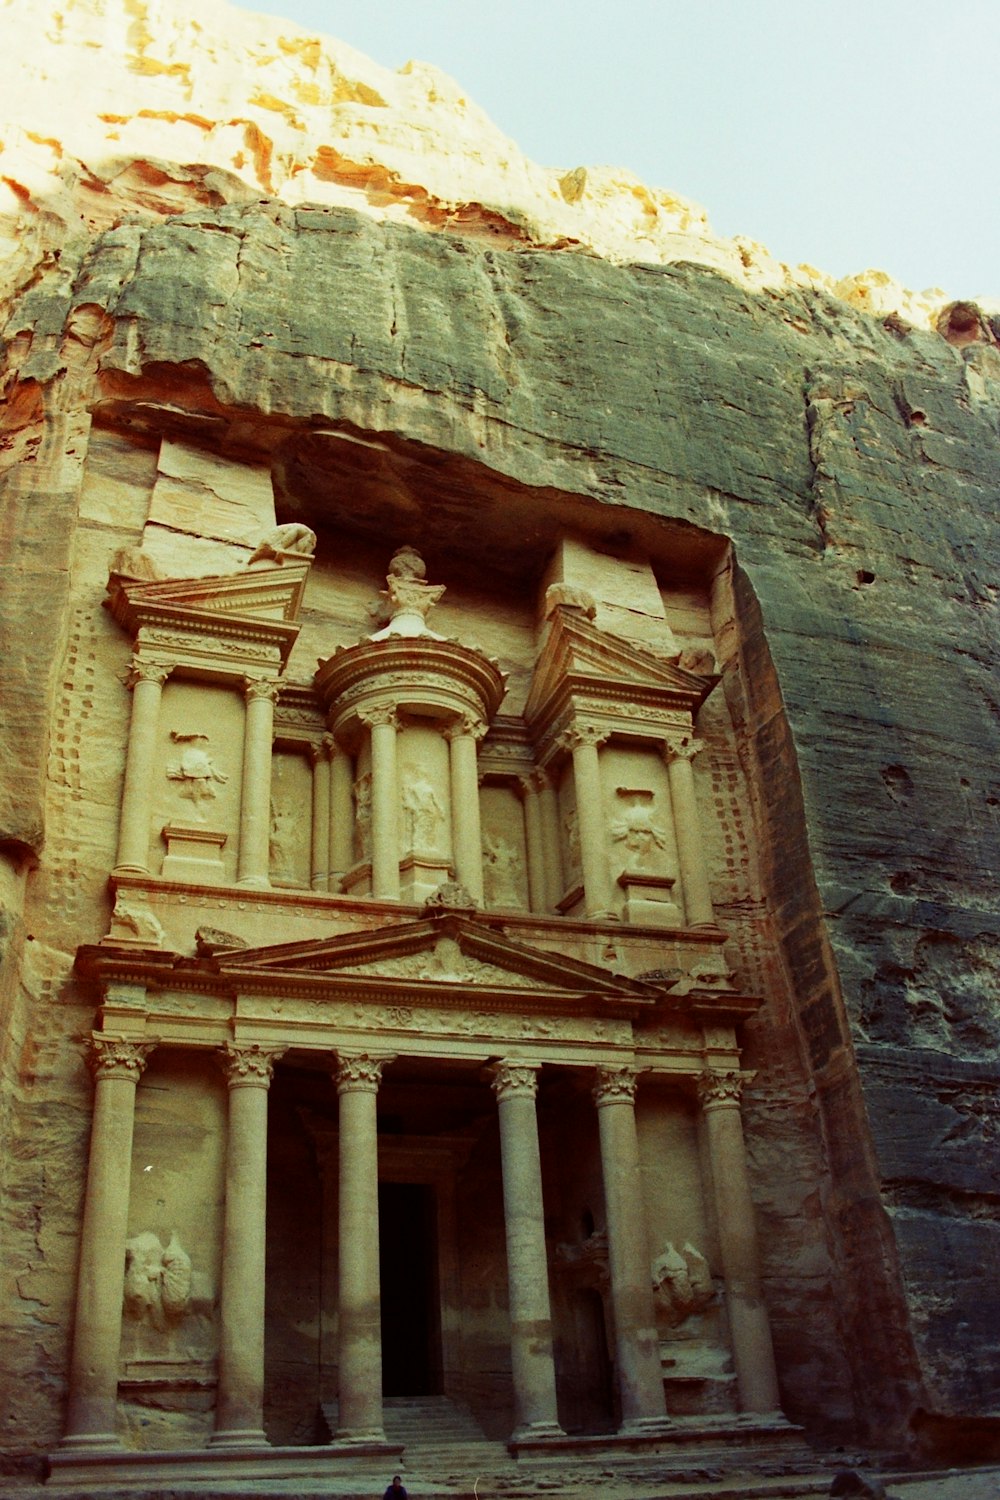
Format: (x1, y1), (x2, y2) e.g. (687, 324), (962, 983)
(320, 1395), (493, 1447)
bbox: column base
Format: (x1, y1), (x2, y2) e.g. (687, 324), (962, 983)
(209, 1427), (269, 1448)
(510, 1421), (565, 1442)
(58, 1432), (122, 1453)
(336, 1428), (387, 1445)
(235, 876), (271, 890)
(618, 1415), (674, 1436)
(111, 863), (150, 877)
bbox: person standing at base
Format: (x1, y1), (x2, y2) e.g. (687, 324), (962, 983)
(384, 1475), (408, 1500)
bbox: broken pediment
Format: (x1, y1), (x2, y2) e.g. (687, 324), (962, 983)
(525, 605), (718, 745)
(104, 555), (312, 671)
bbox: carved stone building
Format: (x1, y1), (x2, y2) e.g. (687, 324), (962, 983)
(45, 494), (809, 1486)
(2, 5), (1000, 1492)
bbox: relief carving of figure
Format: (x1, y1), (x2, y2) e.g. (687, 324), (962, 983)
(123, 1231), (193, 1329)
(482, 830), (522, 908)
(109, 893), (165, 946)
(354, 773), (372, 861)
(652, 1241), (715, 1327)
(166, 733), (228, 822)
(247, 522), (317, 563)
(401, 773), (445, 852)
(612, 788), (668, 872)
(563, 806), (581, 881)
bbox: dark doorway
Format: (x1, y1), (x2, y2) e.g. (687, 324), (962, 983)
(379, 1182), (441, 1396)
(572, 1288), (615, 1433)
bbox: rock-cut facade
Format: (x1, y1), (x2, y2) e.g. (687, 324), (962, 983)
(0, 0), (999, 1490)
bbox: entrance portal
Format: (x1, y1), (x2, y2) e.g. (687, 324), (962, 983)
(379, 1182), (442, 1396)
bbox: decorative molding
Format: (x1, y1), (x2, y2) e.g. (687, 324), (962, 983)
(87, 1035), (157, 1083)
(489, 1060), (540, 1101)
(218, 1041), (286, 1087)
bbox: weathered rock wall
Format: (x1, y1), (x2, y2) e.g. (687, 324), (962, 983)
(1, 101), (998, 1478)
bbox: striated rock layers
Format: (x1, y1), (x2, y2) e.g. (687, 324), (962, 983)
(1, 0), (999, 1483)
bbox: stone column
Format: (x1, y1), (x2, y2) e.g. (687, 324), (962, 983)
(663, 737), (715, 927)
(593, 1066), (668, 1431)
(490, 1062), (563, 1439)
(534, 769), (564, 913)
(310, 738), (332, 891)
(446, 713), (485, 905)
(237, 677), (278, 889)
(362, 707), (400, 901)
(698, 1071), (781, 1414)
(562, 725), (615, 919)
(518, 775), (547, 915)
(114, 660), (170, 874)
(334, 1052), (393, 1440)
(212, 1042), (284, 1446)
(63, 1036), (156, 1450)
(329, 740), (355, 892)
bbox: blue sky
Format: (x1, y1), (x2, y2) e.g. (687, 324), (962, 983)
(234, 0), (998, 299)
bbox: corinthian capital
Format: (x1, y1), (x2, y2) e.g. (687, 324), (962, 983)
(333, 1052), (395, 1094)
(697, 1069), (751, 1110)
(127, 659), (171, 690)
(593, 1064), (642, 1107)
(489, 1060), (540, 1102)
(218, 1041), (286, 1088)
(558, 723), (609, 755)
(87, 1035), (157, 1083)
(244, 676), (280, 705)
(444, 711), (486, 743)
(358, 705), (399, 731)
(663, 735), (704, 766)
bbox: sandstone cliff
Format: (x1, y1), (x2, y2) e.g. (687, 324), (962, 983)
(1, 0), (999, 1474)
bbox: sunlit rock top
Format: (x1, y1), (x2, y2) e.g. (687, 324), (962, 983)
(0, 0), (988, 326)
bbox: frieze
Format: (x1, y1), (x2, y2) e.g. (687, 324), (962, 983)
(137, 628), (281, 665)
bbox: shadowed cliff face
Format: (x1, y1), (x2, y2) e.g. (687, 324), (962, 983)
(1, 197), (999, 1457)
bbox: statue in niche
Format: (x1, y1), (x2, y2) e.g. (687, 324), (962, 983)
(563, 806), (581, 881)
(268, 798), (297, 880)
(401, 773), (445, 852)
(247, 522), (317, 563)
(612, 788), (668, 872)
(482, 830), (522, 908)
(354, 773), (372, 861)
(651, 1241), (715, 1327)
(166, 732), (228, 821)
(123, 1231), (193, 1329)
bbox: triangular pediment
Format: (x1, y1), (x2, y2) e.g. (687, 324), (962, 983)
(213, 913), (662, 1004)
(525, 606), (717, 727)
(106, 558), (311, 630)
